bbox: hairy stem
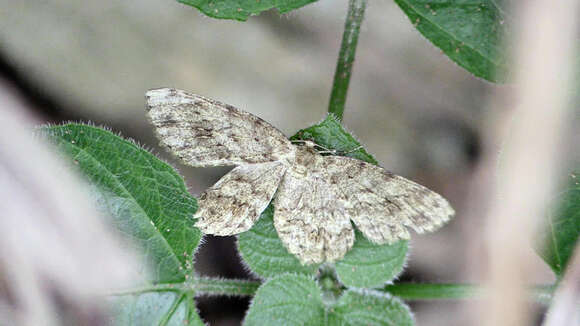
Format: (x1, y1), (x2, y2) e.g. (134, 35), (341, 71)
(327, 0), (368, 121)
(192, 276), (261, 296)
(108, 277), (261, 297)
(384, 283), (480, 300)
(384, 283), (555, 305)
(110, 279), (554, 304)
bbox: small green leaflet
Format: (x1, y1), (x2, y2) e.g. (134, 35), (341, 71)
(291, 114), (378, 165)
(335, 231), (408, 288)
(537, 171), (580, 277)
(179, 0), (317, 21)
(244, 274), (414, 325)
(394, 0), (508, 82)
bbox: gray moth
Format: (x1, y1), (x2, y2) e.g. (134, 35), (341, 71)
(145, 88), (455, 264)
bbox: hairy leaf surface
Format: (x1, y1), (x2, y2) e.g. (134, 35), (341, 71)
(179, 0), (317, 21)
(394, 0), (508, 82)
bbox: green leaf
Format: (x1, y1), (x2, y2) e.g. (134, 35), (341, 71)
(178, 0), (317, 21)
(537, 172), (580, 276)
(327, 290), (414, 326)
(38, 124), (202, 283)
(109, 292), (204, 326)
(394, 0), (508, 82)
(238, 205), (319, 278)
(244, 275), (324, 326)
(335, 231), (408, 288)
(291, 114), (378, 165)
(244, 275), (414, 325)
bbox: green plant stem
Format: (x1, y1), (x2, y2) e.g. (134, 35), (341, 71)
(384, 283), (479, 300)
(327, 0), (368, 121)
(110, 279), (555, 304)
(192, 276), (261, 296)
(108, 283), (184, 296)
(108, 277), (261, 297)
(384, 283), (555, 305)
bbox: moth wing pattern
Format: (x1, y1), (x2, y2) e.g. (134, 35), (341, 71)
(145, 87), (455, 264)
(273, 147), (355, 264)
(194, 161), (288, 236)
(324, 156), (455, 244)
(146, 88), (295, 167)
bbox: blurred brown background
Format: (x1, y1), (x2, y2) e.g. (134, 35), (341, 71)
(0, 1), (554, 325)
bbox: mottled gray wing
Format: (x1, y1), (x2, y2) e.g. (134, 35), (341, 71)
(273, 147), (354, 264)
(194, 161), (288, 236)
(146, 88), (295, 167)
(324, 156), (454, 244)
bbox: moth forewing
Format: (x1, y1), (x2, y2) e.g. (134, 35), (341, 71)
(145, 88), (296, 167)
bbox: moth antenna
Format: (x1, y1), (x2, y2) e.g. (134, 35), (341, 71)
(291, 139), (362, 155)
(342, 145), (363, 154)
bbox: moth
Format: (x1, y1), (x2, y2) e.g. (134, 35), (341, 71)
(146, 88), (454, 264)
